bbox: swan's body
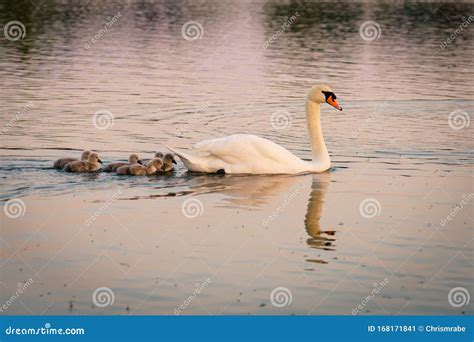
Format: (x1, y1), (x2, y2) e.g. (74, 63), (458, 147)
(168, 85), (342, 175)
(103, 154), (142, 172)
(63, 152), (103, 172)
(54, 150), (90, 169)
(116, 158), (163, 176)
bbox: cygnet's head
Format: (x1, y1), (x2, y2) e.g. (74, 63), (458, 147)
(148, 158), (164, 169)
(88, 152), (103, 164)
(163, 153), (177, 165)
(81, 150), (91, 160)
(307, 85), (342, 111)
(154, 151), (164, 158)
(129, 154), (142, 165)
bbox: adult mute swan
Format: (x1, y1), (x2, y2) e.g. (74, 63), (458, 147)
(168, 85), (342, 174)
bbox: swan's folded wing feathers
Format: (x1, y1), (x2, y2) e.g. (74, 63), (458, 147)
(193, 135), (261, 164)
(192, 134), (302, 166)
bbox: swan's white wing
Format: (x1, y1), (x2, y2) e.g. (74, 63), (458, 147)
(170, 134), (311, 174)
(193, 134), (303, 165)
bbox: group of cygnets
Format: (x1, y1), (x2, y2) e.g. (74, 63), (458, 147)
(53, 150), (177, 176)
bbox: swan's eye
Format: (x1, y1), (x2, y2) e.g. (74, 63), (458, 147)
(322, 91), (336, 101)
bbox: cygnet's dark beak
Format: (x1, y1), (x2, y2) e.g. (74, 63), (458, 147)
(138, 160), (143, 165)
(98, 159), (103, 164)
(172, 159), (177, 164)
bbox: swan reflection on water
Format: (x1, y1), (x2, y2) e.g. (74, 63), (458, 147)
(183, 170), (336, 261)
(118, 168), (337, 264)
(304, 172), (336, 253)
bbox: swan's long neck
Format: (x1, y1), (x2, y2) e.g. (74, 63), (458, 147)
(305, 100), (329, 165)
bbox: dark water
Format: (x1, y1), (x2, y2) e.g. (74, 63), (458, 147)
(0, 0), (472, 315)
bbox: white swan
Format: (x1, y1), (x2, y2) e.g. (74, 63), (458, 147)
(168, 85), (342, 174)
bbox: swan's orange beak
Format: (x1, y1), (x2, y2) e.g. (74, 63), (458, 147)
(327, 96), (342, 111)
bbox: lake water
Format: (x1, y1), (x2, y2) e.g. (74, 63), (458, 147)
(0, 0), (473, 315)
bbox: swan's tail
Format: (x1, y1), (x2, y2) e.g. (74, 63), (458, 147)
(165, 145), (218, 173)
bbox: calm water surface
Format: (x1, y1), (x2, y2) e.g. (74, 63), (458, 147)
(0, 0), (473, 315)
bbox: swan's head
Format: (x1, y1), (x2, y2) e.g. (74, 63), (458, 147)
(307, 85), (342, 111)
(129, 154), (142, 165)
(88, 152), (103, 164)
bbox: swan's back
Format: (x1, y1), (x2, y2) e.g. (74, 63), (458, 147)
(194, 134), (303, 165)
